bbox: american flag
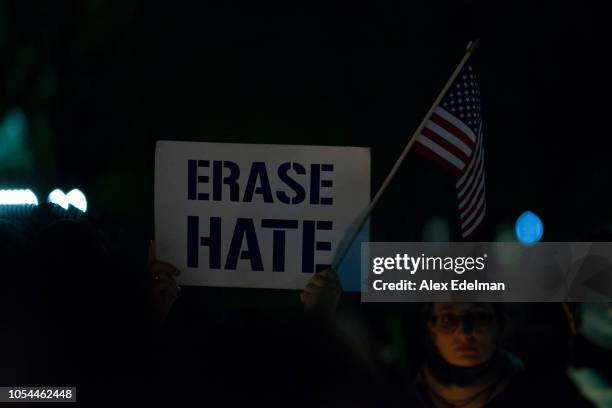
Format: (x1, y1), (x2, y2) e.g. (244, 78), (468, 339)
(416, 63), (486, 238)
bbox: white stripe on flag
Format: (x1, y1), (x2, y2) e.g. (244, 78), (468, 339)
(456, 122), (483, 189)
(417, 136), (466, 171)
(459, 154), (484, 207)
(424, 120), (473, 156)
(461, 185), (485, 223)
(462, 204), (486, 238)
(435, 107), (477, 143)
(461, 177), (485, 219)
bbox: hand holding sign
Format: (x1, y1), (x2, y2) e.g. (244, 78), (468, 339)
(301, 269), (342, 318)
(149, 241), (181, 323)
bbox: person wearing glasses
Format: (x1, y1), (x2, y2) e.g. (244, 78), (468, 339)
(411, 302), (522, 407)
(297, 269), (596, 407)
(410, 302), (598, 408)
(298, 276), (521, 406)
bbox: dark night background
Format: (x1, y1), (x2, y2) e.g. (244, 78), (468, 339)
(1, 0), (608, 241)
(1, 2), (612, 405)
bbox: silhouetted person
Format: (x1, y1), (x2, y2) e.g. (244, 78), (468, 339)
(0, 217), (30, 386)
(404, 303), (523, 407)
(2, 204), (156, 406)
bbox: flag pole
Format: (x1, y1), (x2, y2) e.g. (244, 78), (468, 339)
(332, 39), (480, 271)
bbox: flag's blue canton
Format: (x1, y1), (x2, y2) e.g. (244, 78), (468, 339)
(440, 64), (481, 135)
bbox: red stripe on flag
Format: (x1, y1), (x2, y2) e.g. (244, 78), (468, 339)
(415, 142), (463, 177)
(462, 206), (486, 238)
(460, 180), (485, 220)
(421, 126), (471, 164)
(429, 113), (477, 150)
(459, 161), (485, 211)
(462, 202), (486, 236)
(421, 128), (469, 168)
(456, 137), (482, 192)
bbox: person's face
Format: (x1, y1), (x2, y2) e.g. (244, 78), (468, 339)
(428, 303), (499, 367)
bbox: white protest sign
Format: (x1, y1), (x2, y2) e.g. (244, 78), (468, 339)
(154, 141), (370, 291)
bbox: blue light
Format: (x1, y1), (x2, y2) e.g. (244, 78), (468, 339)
(515, 211), (543, 244)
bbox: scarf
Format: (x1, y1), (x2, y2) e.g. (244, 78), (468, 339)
(417, 351), (523, 408)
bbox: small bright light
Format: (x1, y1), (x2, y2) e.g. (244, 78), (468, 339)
(48, 189), (69, 209)
(0, 189), (38, 205)
(515, 211), (543, 244)
(48, 188), (87, 212)
(67, 189), (87, 212)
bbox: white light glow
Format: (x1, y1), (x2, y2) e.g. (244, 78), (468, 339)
(48, 188), (87, 212)
(67, 189), (87, 212)
(48, 188), (69, 209)
(0, 189), (39, 205)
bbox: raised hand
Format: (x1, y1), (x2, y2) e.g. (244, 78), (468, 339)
(300, 269), (342, 318)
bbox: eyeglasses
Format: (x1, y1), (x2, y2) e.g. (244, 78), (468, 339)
(430, 312), (496, 333)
